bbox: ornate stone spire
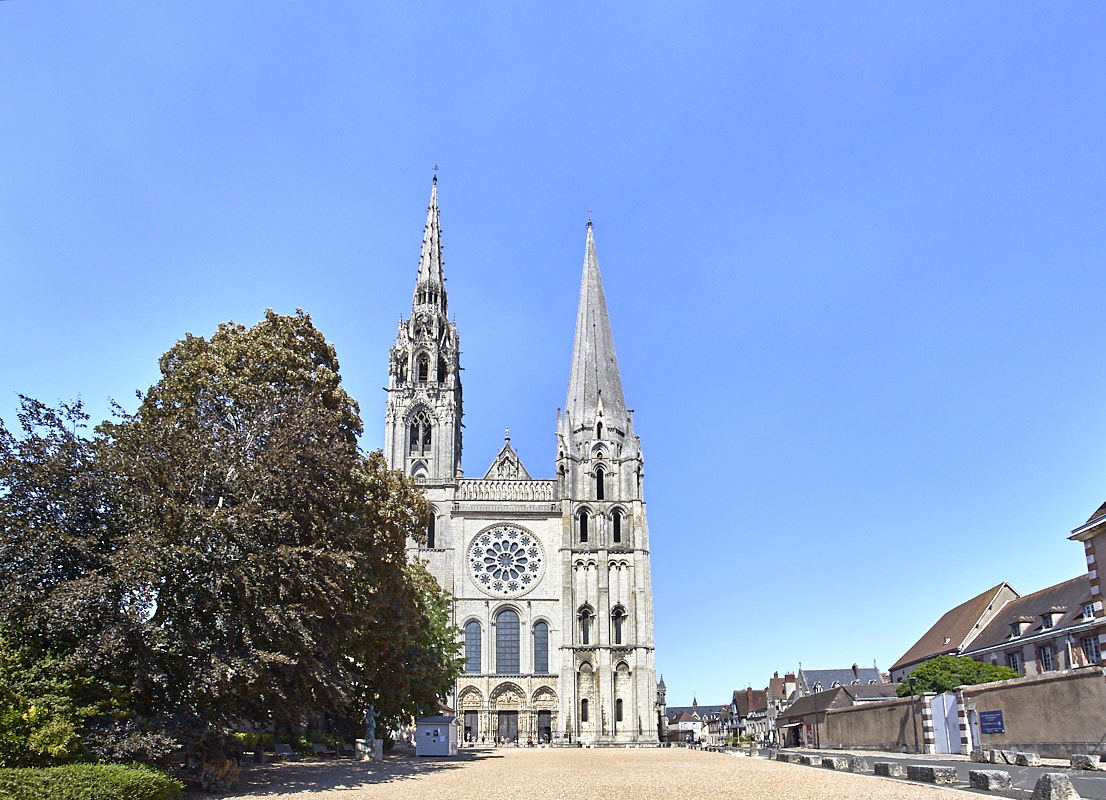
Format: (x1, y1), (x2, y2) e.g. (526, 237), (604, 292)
(565, 221), (627, 429)
(413, 176), (446, 313)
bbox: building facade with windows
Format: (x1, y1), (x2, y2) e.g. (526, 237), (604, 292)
(385, 179), (659, 745)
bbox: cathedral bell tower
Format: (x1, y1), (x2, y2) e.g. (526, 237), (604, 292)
(556, 221), (657, 743)
(385, 177), (463, 480)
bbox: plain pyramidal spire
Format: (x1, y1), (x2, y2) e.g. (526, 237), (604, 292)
(566, 220), (627, 428)
(414, 176), (446, 309)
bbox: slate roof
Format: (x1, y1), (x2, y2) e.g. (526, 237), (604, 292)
(666, 704), (726, 721)
(890, 583), (1014, 673)
(841, 683), (899, 702)
(963, 574), (1094, 654)
(768, 676), (787, 702)
(798, 666), (883, 694)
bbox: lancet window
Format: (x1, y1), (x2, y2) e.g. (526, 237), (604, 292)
(407, 409), (432, 455)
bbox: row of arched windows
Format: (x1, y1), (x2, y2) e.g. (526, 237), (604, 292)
(577, 507), (627, 545)
(397, 352), (450, 385)
(577, 606), (629, 645)
(463, 613), (549, 676)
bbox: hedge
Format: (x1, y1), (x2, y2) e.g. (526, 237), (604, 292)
(0, 763), (183, 800)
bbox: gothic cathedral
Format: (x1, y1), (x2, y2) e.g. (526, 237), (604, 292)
(385, 178), (659, 745)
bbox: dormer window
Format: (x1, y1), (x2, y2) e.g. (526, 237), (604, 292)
(1011, 617), (1033, 637)
(1042, 615), (1053, 630)
(1085, 603), (1096, 620)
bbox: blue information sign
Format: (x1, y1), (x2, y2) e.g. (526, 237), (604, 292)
(979, 710), (1004, 734)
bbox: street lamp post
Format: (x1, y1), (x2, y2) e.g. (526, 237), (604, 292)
(908, 676), (920, 754)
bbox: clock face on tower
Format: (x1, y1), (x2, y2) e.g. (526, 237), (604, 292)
(468, 523), (545, 598)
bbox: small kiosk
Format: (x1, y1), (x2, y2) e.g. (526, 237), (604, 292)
(415, 715), (458, 756)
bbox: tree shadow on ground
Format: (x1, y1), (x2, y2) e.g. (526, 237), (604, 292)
(185, 750), (504, 798)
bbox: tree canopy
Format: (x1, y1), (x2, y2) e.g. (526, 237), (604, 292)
(897, 655), (1019, 696)
(0, 310), (461, 769)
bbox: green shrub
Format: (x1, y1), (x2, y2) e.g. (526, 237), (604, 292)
(0, 763), (183, 800)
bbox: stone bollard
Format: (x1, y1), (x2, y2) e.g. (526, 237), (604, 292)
(874, 761), (905, 777)
(1071, 754), (1101, 771)
(971, 749), (991, 763)
(822, 756), (849, 770)
(907, 765), (958, 785)
(970, 770), (1013, 791)
(1030, 773), (1082, 800)
(1016, 752), (1042, 767)
(848, 756), (871, 773)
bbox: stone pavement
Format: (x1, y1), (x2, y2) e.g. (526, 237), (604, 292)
(199, 747), (967, 800)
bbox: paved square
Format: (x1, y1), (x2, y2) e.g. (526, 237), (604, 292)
(211, 749), (961, 799)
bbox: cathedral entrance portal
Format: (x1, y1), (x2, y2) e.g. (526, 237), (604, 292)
(537, 710), (552, 743)
(497, 711), (518, 743)
(464, 711), (478, 742)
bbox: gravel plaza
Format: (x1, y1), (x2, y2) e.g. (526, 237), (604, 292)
(202, 748), (967, 800)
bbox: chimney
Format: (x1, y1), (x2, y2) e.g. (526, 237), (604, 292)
(852, 663), (860, 680)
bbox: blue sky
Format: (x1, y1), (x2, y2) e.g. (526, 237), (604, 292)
(3, 3), (1105, 706)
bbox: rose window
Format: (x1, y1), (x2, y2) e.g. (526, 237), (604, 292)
(468, 524), (545, 598)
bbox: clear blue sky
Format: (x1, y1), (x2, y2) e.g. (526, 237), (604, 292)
(3, 3), (1105, 707)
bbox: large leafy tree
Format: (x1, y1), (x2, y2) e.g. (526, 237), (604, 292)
(98, 310), (438, 754)
(897, 655), (1019, 696)
(1, 310), (461, 768)
(0, 398), (144, 766)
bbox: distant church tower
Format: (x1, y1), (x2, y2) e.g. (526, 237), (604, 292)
(384, 176), (463, 482)
(387, 181), (658, 745)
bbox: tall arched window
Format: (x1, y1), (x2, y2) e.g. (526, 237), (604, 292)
(579, 608), (591, 645)
(578, 510), (589, 543)
(426, 514), (436, 549)
(616, 698), (623, 723)
(533, 621), (549, 674)
(612, 509), (622, 544)
(417, 354), (429, 383)
(581, 698), (589, 723)
(597, 421), (603, 439)
(464, 621), (481, 674)
(437, 356), (447, 381)
(595, 467), (605, 500)
(495, 609), (520, 674)
(612, 607), (626, 645)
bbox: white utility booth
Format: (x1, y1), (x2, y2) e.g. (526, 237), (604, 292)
(415, 716), (458, 757)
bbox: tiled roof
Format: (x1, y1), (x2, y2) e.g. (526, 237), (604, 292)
(780, 687), (851, 718)
(732, 688), (768, 716)
(963, 575), (1093, 654)
(1088, 500), (1106, 525)
(890, 583), (1014, 672)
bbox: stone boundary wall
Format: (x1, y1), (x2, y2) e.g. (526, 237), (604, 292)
(821, 696), (923, 752)
(959, 666), (1106, 759)
(818, 667), (1105, 758)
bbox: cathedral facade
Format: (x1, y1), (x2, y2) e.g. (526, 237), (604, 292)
(385, 179), (659, 745)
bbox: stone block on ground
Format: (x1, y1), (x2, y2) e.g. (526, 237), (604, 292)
(799, 754), (818, 765)
(971, 749), (991, 763)
(821, 756), (849, 770)
(907, 764), (958, 784)
(1016, 752), (1042, 767)
(785, 753), (803, 763)
(775, 752), (790, 762)
(1071, 754), (1101, 771)
(1030, 773), (1081, 800)
(970, 770), (1013, 791)
(848, 756), (871, 773)
(874, 761), (904, 777)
